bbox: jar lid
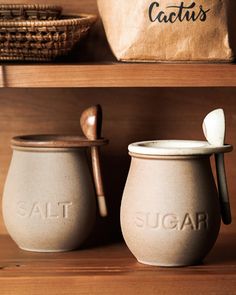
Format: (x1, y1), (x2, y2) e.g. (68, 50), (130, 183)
(129, 140), (233, 156)
(11, 134), (108, 149)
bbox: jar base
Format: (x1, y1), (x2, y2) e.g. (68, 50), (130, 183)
(137, 259), (201, 268)
(19, 246), (76, 253)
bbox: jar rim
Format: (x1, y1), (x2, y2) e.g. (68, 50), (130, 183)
(11, 134), (108, 149)
(128, 140), (233, 156)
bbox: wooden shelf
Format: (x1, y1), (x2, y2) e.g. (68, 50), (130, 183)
(0, 233), (235, 294)
(1, 63), (236, 88)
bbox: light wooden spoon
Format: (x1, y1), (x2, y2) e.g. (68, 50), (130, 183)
(80, 105), (107, 217)
(202, 109), (231, 225)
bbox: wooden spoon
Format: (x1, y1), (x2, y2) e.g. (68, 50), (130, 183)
(202, 109), (231, 225)
(80, 105), (107, 217)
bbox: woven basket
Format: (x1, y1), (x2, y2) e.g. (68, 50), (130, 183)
(0, 14), (97, 61)
(0, 4), (62, 20)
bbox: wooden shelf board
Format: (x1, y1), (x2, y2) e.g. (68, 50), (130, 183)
(1, 63), (236, 88)
(0, 233), (235, 294)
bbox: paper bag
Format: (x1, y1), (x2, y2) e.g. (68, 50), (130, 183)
(97, 0), (233, 62)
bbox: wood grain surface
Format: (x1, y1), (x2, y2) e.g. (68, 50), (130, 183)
(1, 64), (236, 88)
(0, 233), (235, 295)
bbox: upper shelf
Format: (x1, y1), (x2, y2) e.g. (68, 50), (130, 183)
(1, 63), (236, 88)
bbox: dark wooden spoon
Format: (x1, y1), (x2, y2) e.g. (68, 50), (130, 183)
(80, 105), (107, 217)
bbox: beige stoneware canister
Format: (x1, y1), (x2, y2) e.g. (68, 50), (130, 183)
(3, 134), (108, 252)
(121, 140), (233, 267)
(3, 135), (107, 252)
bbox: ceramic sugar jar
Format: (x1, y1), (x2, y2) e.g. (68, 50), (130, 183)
(121, 110), (233, 267)
(3, 105), (108, 252)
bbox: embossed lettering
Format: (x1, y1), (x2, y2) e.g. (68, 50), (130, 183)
(135, 212), (145, 228)
(59, 202), (72, 218)
(147, 212), (160, 228)
(16, 201), (73, 219)
(17, 201), (27, 217)
(162, 214), (178, 230)
(29, 202), (45, 218)
(46, 202), (59, 219)
(134, 212), (208, 231)
(196, 212), (208, 230)
(180, 213), (195, 230)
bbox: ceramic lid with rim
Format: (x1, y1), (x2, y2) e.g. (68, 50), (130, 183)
(11, 134), (108, 148)
(128, 140), (233, 156)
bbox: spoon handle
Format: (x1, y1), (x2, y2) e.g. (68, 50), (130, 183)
(91, 146), (107, 217)
(215, 153), (232, 225)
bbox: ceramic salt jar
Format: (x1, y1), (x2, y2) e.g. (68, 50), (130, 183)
(121, 110), (233, 267)
(3, 105), (108, 252)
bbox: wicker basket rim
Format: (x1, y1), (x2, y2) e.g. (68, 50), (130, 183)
(0, 13), (97, 26)
(0, 4), (62, 10)
(0, 56), (51, 61)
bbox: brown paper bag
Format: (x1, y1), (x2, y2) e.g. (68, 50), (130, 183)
(97, 0), (233, 62)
